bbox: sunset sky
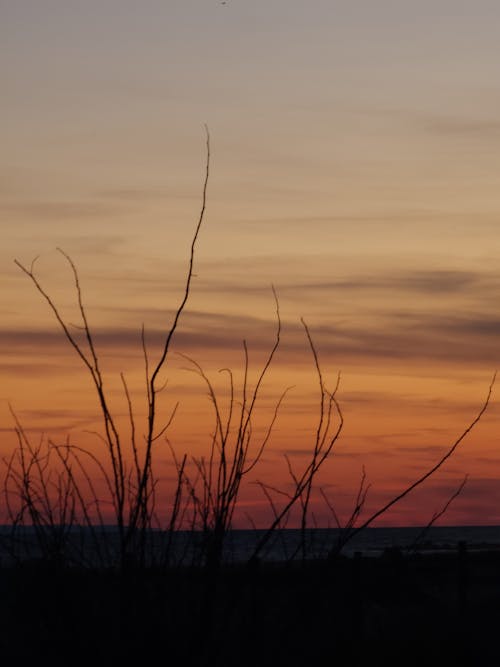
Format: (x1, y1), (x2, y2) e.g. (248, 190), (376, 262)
(2, 1), (500, 527)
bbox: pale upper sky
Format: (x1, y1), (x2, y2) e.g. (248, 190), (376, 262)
(2, 1), (500, 525)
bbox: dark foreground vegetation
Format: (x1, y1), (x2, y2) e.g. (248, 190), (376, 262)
(1, 546), (500, 665)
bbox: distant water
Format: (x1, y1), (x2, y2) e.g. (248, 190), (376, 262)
(1, 525), (500, 567)
(221, 525), (500, 562)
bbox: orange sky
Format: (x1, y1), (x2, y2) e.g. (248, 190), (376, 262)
(2, 1), (500, 527)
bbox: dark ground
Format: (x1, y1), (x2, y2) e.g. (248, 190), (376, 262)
(1, 547), (499, 666)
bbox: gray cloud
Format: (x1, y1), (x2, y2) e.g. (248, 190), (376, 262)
(463, 477), (500, 500)
(398, 444), (459, 456)
(362, 106), (500, 143)
(447, 478), (500, 522)
(186, 266), (499, 301)
(0, 312), (278, 363)
(96, 185), (199, 202)
(423, 115), (500, 138)
(0, 361), (80, 377)
(302, 311), (500, 366)
(16, 257), (492, 308)
(49, 235), (127, 256)
(1, 200), (121, 221)
(4, 263), (500, 369)
(2, 303), (500, 368)
(302, 270), (480, 294)
(0, 415), (96, 434)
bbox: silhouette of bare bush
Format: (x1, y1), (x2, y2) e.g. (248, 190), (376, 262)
(10, 127), (211, 568)
(4, 128), (496, 574)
